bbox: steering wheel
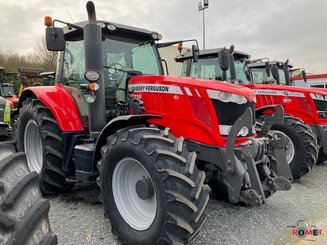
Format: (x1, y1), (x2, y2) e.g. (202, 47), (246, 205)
(107, 63), (124, 74)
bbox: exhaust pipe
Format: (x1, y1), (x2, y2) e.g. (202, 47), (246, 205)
(84, 1), (106, 139)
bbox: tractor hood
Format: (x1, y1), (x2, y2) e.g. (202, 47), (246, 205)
(129, 75), (256, 103)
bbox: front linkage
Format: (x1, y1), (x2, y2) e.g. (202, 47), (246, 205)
(187, 106), (292, 205)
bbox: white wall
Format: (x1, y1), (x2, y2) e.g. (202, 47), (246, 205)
(159, 46), (189, 76)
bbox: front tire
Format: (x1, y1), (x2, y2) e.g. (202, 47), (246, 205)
(97, 126), (210, 244)
(0, 144), (57, 245)
(271, 115), (318, 179)
(17, 98), (70, 194)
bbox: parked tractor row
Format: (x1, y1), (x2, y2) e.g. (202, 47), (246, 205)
(175, 47), (326, 170)
(1, 1), (324, 244)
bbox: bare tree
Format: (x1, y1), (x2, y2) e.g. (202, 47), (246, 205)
(34, 37), (57, 71)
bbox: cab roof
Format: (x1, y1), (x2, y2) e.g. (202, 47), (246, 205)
(247, 61), (293, 69)
(175, 48), (250, 62)
(62, 20), (160, 41)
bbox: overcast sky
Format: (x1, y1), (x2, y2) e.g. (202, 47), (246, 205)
(0, 0), (326, 73)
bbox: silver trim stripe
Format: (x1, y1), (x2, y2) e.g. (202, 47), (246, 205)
(184, 87), (193, 96)
(254, 89), (305, 98)
(129, 84), (183, 95)
(195, 89), (201, 97)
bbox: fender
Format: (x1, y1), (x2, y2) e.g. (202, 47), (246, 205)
(18, 83), (84, 131)
(255, 104), (281, 118)
(92, 114), (161, 167)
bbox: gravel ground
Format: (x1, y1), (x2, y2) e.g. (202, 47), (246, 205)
(49, 162), (327, 245)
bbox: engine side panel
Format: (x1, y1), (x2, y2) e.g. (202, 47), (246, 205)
(129, 76), (253, 147)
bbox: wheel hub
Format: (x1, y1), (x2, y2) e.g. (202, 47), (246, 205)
(136, 178), (154, 200)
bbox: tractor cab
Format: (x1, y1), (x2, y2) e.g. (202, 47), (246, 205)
(247, 60), (293, 86)
(0, 83), (15, 97)
(176, 48), (250, 84)
(0, 83), (18, 109)
(52, 20), (164, 122)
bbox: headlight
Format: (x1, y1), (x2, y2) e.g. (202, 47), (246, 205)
(107, 24), (117, 31)
(84, 70), (100, 82)
(219, 125), (250, 136)
(84, 94), (96, 103)
(239, 126), (249, 137)
(215, 91), (247, 104)
(151, 32), (162, 40)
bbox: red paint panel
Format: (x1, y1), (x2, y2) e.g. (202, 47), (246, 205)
(21, 83), (85, 131)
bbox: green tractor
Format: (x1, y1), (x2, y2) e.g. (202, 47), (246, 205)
(0, 96), (12, 139)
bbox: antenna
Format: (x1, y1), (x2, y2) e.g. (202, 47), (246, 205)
(66, 10), (74, 22)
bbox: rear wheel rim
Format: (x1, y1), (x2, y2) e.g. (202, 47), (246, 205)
(112, 157), (157, 230)
(24, 120), (43, 173)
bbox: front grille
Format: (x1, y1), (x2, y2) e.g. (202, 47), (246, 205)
(313, 99), (327, 118)
(211, 100), (255, 126)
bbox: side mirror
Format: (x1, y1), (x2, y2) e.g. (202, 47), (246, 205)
(219, 48), (230, 72)
(245, 69), (251, 82)
(283, 61), (291, 85)
(192, 45), (199, 63)
(265, 62), (271, 77)
(46, 27), (66, 51)
(229, 44), (235, 54)
(302, 70), (307, 82)
(271, 64), (279, 81)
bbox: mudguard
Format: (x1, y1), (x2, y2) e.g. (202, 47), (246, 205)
(255, 104), (282, 118)
(92, 114), (161, 166)
(256, 105), (284, 138)
(19, 83), (84, 131)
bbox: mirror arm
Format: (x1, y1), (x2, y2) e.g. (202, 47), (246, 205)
(53, 19), (83, 31)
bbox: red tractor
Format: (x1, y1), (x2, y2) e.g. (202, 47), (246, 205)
(16, 2), (291, 244)
(245, 59), (326, 164)
(176, 47), (322, 178)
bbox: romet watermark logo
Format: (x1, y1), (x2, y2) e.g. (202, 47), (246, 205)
(287, 220), (324, 243)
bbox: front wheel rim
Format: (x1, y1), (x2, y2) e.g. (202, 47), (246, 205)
(112, 157), (157, 230)
(272, 130), (295, 164)
(285, 134), (295, 164)
(24, 120), (43, 173)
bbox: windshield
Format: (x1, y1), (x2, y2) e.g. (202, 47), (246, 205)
(180, 60), (188, 76)
(0, 86), (15, 97)
(188, 55), (231, 81)
(61, 34), (162, 88)
(278, 68), (287, 85)
(234, 58), (251, 84)
(250, 67), (287, 85)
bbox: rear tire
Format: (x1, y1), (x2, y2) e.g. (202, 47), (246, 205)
(0, 147), (57, 245)
(97, 126), (210, 244)
(0, 141), (16, 161)
(17, 98), (71, 194)
(271, 115), (318, 179)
